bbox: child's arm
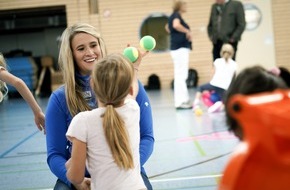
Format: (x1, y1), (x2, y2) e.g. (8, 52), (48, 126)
(0, 69), (45, 133)
(131, 63), (140, 100)
(129, 50), (149, 100)
(65, 137), (89, 188)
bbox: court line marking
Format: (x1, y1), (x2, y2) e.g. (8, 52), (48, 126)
(149, 152), (231, 178)
(177, 131), (236, 142)
(0, 168), (49, 174)
(193, 139), (206, 156)
(0, 130), (39, 158)
(150, 174), (223, 183)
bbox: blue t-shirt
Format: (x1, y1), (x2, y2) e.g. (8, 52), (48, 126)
(45, 74), (154, 187)
(168, 12), (192, 50)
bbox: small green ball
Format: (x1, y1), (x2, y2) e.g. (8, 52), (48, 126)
(140, 35), (156, 51)
(123, 47), (139, 63)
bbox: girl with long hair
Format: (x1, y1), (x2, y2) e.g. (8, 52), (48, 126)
(66, 53), (146, 189)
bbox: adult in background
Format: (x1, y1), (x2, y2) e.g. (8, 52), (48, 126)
(165, 0), (193, 109)
(45, 23), (154, 190)
(207, 0), (246, 61)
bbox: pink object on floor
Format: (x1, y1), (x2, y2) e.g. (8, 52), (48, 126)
(201, 91), (214, 107)
(208, 101), (224, 113)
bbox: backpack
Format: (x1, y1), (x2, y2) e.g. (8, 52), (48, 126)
(145, 74), (161, 90)
(171, 68), (199, 89)
(186, 68), (198, 88)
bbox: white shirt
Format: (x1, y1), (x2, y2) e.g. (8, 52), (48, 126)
(66, 99), (146, 190)
(210, 58), (237, 90)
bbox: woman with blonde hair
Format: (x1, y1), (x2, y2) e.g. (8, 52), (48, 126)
(0, 53), (45, 132)
(45, 23), (154, 190)
(193, 43), (237, 114)
(66, 53), (146, 190)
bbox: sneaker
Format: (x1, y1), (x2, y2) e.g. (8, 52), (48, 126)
(208, 101), (224, 113)
(176, 102), (192, 110)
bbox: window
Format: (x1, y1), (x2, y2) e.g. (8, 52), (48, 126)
(244, 3), (262, 31)
(140, 13), (169, 52)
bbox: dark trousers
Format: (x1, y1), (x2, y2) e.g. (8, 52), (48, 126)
(198, 83), (225, 101)
(54, 172), (153, 190)
(212, 40), (238, 61)
(53, 179), (75, 190)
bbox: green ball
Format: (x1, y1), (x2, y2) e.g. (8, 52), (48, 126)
(123, 47), (139, 63)
(140, 35), (156, 51)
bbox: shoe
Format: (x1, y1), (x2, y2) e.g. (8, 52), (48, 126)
(176, 102), (192, 110)
(208, 101), (224, 113)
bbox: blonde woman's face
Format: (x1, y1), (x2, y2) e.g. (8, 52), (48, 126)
(180, 2), (187, 13)
(71, 32), (102, 76)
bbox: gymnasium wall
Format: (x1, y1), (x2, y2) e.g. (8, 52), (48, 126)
(0, 0), (289, 88)
(272, 0), (290, 71)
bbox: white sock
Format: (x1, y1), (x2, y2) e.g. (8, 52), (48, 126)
(193, 99), (199, 106)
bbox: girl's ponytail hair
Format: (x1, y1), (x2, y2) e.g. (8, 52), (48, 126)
(92, 53), (134, 170)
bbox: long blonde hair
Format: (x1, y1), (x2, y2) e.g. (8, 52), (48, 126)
(92, 53), (134, 170)
(58, 23), (107, 116)
(0, 53), (8, 102)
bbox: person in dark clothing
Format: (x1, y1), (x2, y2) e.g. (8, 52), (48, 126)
(207, 0), (246, 61)
(165, 0), (193, 109)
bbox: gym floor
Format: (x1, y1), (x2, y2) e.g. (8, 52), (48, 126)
(0, 88), (239, 190)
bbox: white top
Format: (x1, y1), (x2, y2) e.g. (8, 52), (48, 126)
(210, 58), (237, 90)
(66, 99), (146, 190)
